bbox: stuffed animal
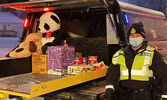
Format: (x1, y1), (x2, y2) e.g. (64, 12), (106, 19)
(38, 12), (64, 54)
(9, 33), (43, 58)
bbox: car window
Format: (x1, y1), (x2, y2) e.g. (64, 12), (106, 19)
(0, 8), (25, 57)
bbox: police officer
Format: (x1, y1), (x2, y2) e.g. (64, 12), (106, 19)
(105, 22), (167, 100)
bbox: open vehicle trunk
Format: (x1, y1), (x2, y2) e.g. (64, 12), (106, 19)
(0, 0), (123, 66)
(0, 0), (123, 99)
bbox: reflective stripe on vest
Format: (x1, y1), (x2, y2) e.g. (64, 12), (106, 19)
(112, 46), (155, 81)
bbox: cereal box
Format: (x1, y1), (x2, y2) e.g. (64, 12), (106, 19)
(68, 65), (95, 74)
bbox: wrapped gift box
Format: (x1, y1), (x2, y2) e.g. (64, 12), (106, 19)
(48, 46), (75, 75)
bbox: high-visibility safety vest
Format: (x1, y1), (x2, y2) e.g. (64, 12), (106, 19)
(112, 46), (155, 81)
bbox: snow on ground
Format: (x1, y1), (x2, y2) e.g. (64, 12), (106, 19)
(0, 37), (20, 57)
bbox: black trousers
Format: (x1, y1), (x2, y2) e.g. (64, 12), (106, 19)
(117, 91), (151, 100)
(117, 88), (152, 100)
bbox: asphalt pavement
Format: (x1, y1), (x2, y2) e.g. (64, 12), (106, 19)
(0, 37), (20, 57)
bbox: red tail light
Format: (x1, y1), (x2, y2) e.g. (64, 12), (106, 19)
(43, 7), (50, 12)
(23, 18), (29, 28)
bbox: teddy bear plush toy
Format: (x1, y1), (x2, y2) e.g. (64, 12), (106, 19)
(9, 33), (43, 58)
(38, 12), (64, 54)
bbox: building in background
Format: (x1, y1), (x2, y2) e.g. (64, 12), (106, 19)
(0, 12), (23, 37)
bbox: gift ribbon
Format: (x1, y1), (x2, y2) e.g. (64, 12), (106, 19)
(45, 31), (53, 39)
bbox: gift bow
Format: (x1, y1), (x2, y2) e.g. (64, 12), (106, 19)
(45, 31), (53, 39)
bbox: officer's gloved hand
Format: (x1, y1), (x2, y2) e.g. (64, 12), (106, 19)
(105, 89), (114, 100)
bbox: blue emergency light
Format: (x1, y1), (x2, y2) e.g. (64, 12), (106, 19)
(123, 13), (129, 24)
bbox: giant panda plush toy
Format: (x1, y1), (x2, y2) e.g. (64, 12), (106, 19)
(38, 12), (64, 54)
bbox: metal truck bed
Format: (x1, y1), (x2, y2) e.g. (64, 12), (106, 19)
(0, 67), (107, 100)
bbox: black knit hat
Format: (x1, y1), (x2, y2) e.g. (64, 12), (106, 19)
(127, 22), (146, 38)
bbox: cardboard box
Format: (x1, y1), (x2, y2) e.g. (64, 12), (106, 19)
(32, 55), (47, 74)
(75, 52), (82, 57)
(68, 65), (95, 74)
(47, 46), (75, 75)
(88, 56), (98, 64)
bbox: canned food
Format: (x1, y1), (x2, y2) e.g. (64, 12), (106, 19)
(75, 57), (83, 64)
(83, 57), (87, 64)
